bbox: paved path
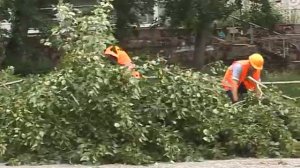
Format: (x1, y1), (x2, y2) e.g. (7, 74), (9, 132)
(0, 159), (300, 168)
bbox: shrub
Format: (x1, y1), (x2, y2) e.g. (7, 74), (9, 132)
(0, 1), (298, 165)
(0, 57), (299, 165)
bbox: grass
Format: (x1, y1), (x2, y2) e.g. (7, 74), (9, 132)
(264, 70), (300, 106)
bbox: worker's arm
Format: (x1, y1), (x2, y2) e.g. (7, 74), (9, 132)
(232, 80), (239, 103)
(232, 64), (242, 103)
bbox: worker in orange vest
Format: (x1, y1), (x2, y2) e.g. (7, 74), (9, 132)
(104, 45), (141, 78)
(222, 53), (264, 103)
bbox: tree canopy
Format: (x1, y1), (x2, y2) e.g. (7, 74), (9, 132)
(160, 0), (235, 67)
(0, 0), (285, 72)
(112, 0), (156, 41)
(240, 0), (282, 29)
(157, 0), (282, 67)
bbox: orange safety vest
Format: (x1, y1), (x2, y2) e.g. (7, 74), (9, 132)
(104, 45), (141, 78)
(222, 60), (261, 91)
(104, 46), (132, 65)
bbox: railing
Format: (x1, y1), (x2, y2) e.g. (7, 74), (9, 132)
(228, 15), (294, 60)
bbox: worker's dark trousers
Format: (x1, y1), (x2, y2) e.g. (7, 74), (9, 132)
(226, 83), (248, 103)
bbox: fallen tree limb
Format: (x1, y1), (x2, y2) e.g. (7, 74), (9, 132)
(70, 93), (80, 106)
(247, 77), (298, 101)
(262, 81), (300, 85)
(282, 95), (297, 101)
(0, 79), (24, 87)
(247, 76), (268, 88)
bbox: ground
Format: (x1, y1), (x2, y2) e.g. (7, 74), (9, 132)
(1, 159), (300, 168)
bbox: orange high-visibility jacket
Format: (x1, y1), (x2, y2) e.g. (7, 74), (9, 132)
(222, 60), (261, 91)
(104, 46), (132, 66)
(104, 45), (141, 78)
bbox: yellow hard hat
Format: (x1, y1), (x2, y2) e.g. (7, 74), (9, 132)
(249, 53), (264, 70)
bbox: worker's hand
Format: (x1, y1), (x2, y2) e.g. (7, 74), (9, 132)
(127, 63), (136, 70)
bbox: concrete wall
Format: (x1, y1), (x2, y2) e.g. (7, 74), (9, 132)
(122, 28), (193, 49)
(275, 23), (300, 33)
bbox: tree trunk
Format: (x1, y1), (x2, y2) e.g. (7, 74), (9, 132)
(4, 0), (32, 67)
(193, 29), (208, 68)
(112, 0), (133, 43)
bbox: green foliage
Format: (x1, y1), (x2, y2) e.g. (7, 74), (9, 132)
(161, 0), (235, 31)
(243, 8), (281, 29)
(112, 0), (156, 40)
(218, 1), (282, 31)
(201, 61), (228, 76)
(46, 1), (115, 65)
(237, 0), (282, 29)
(264, 71), (300, 106)
(0, 1), (299, 165)
(159, 0), (237, 67)
(0, 57), (299, 165)
(1, 0), (58, 74)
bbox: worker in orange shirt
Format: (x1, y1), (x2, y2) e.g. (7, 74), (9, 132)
(222, 53), (264, 103)
(104, 45), (141, 78)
